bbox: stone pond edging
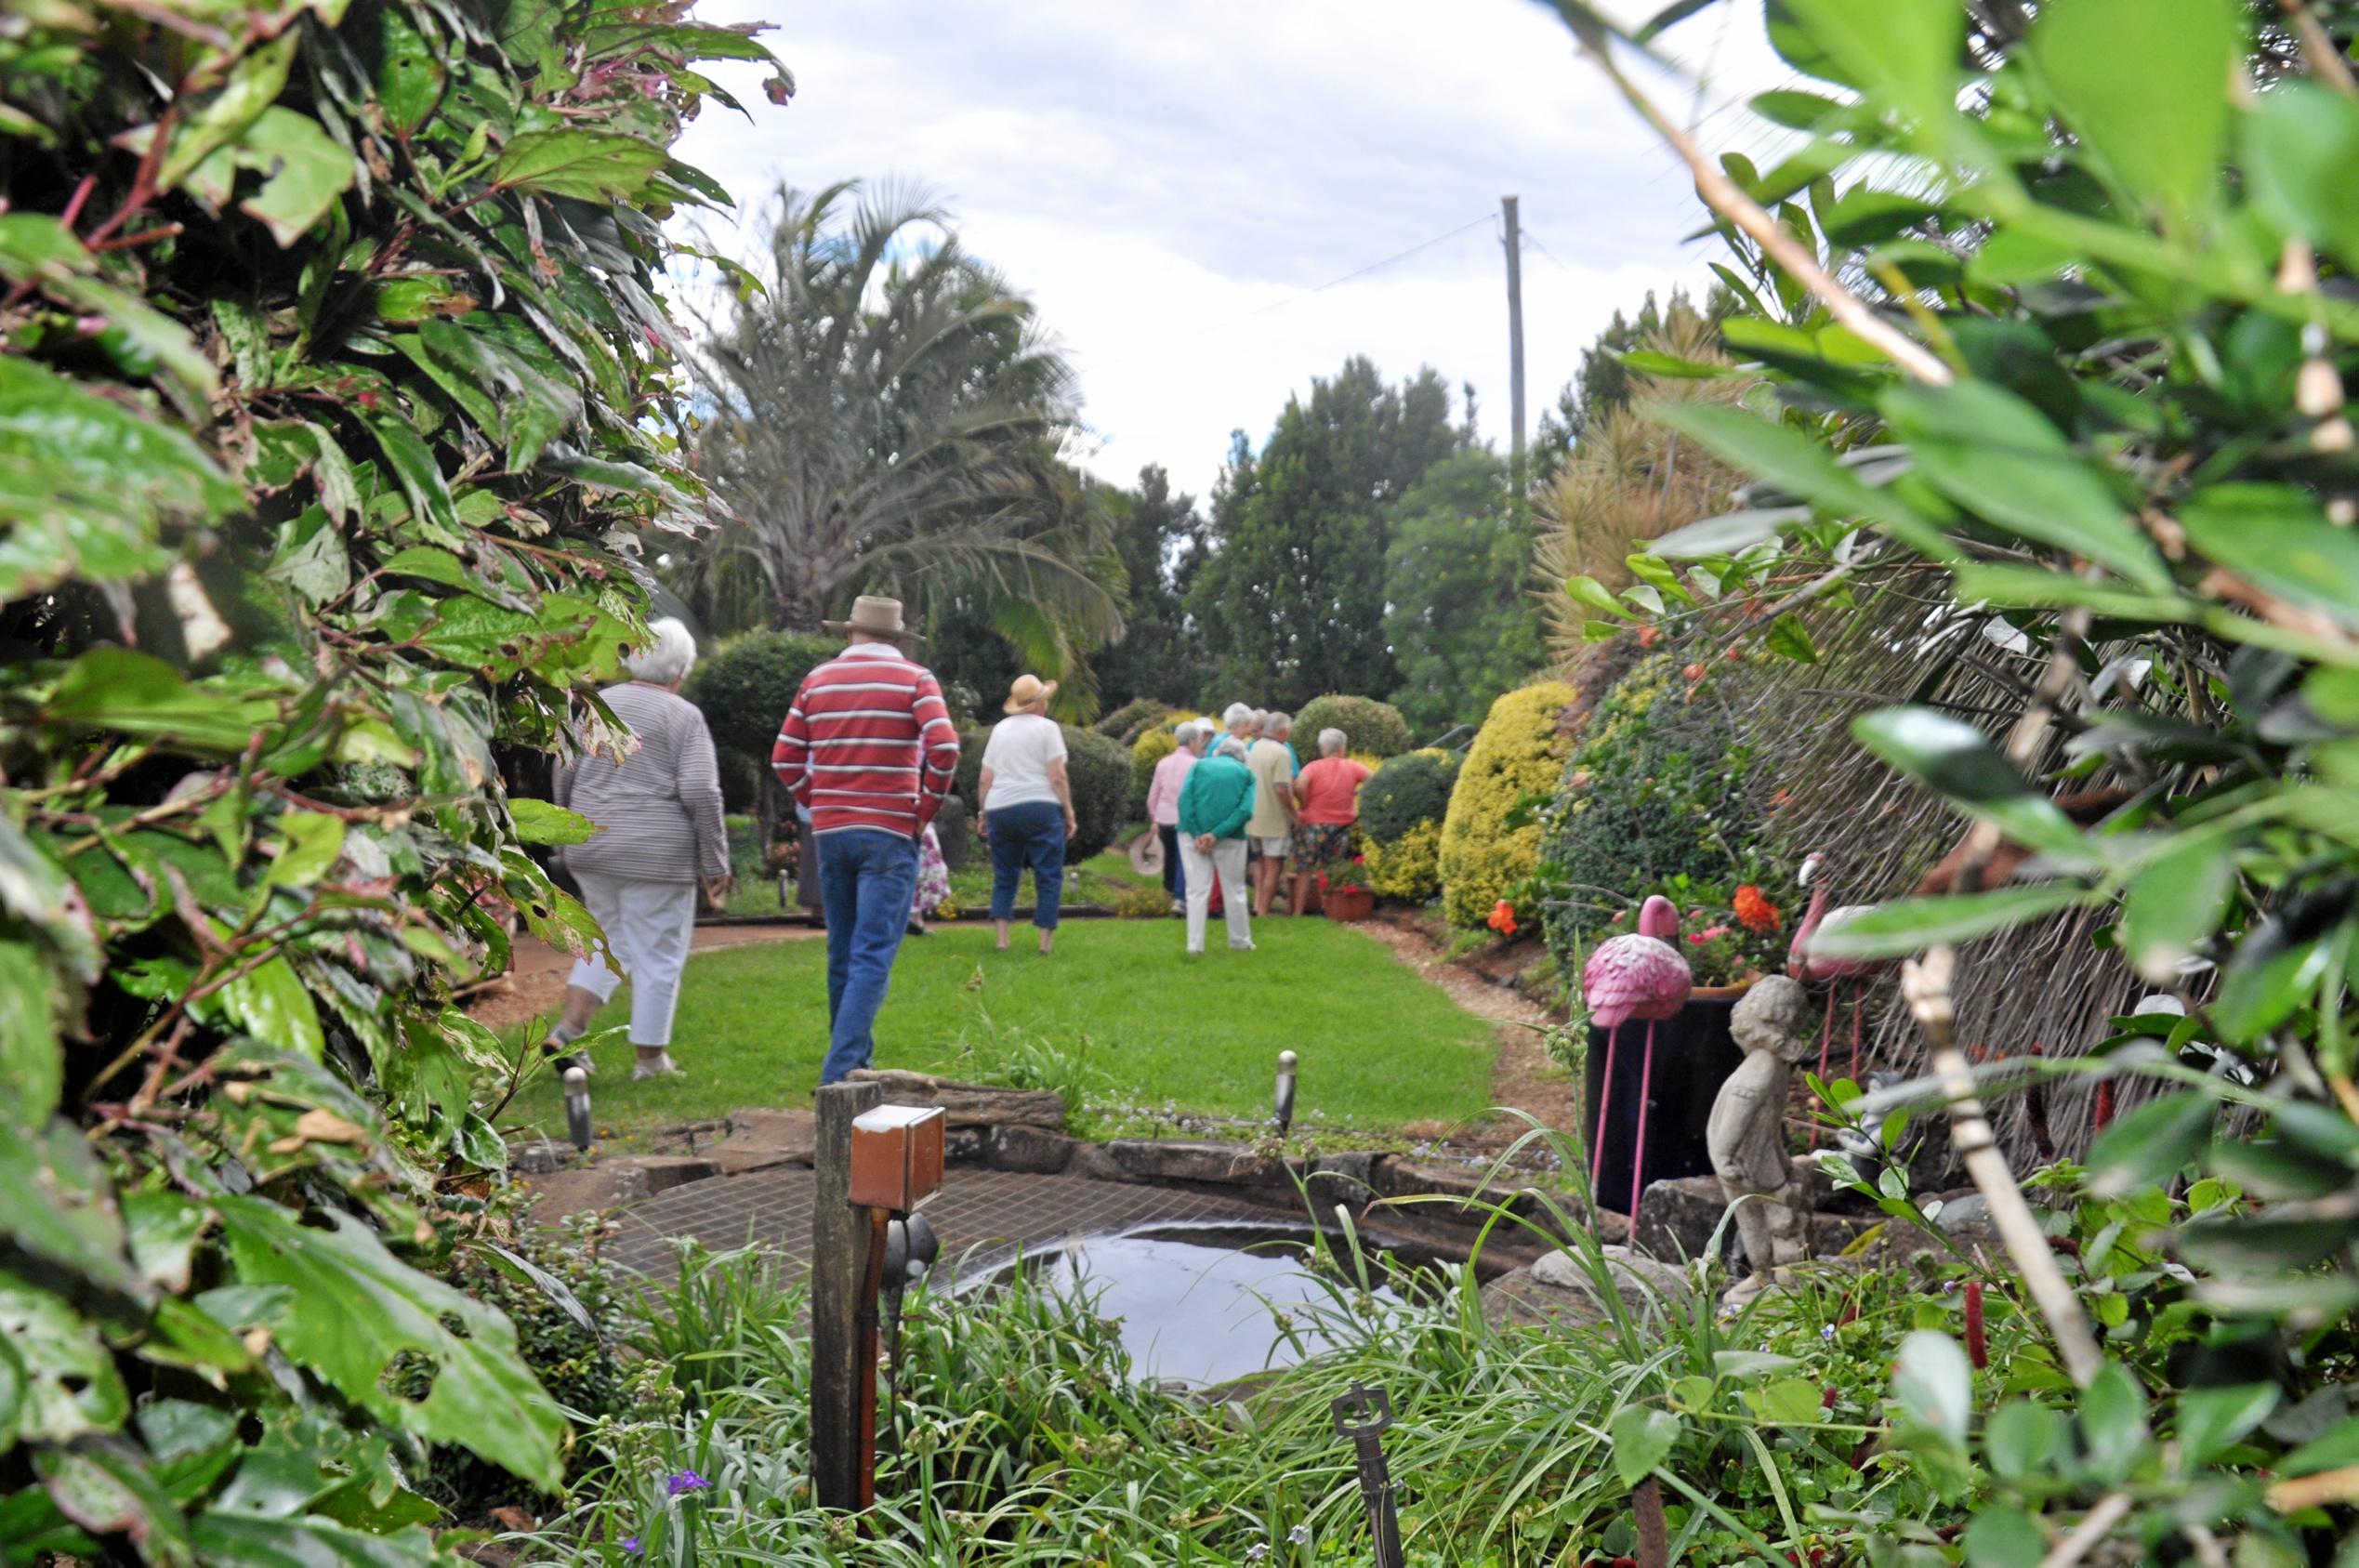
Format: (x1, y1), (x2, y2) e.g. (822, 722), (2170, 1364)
(514, 1068), (1589, 1261)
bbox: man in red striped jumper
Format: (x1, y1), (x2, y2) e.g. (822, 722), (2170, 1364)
(772, 597), (962, 1085)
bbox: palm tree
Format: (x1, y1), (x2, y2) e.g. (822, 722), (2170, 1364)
(676, 181), (1121, 714)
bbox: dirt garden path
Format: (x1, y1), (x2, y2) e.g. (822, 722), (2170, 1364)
(1351, 915), (1581, 1150)
(463, 922), (820, 1034)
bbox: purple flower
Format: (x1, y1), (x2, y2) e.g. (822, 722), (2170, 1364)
(619, 1538), (641, 1556)
(666, 1469), (710, 1497)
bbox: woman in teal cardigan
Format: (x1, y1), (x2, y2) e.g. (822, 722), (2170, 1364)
(1176, 737), (1258, 954)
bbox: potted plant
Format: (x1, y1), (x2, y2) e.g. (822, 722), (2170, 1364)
(1318, 854), (1376, 922)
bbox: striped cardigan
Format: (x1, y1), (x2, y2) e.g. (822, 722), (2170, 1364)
(771, 642), (961, 838)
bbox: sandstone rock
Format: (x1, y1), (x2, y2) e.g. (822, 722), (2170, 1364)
(712, 1108), (815, 1175)
(1633, 1174), (1739, 1265)
(842, 1069), (1064, 1129)
(1092, 1139), (1299, 1189)
(986, 1124), (1077, 1175)
(1306, 1151), (1378, 1199)
(602, 1154), (718, 1194)
(521, 1165), (650, 1228)
(1368, 1157), (1571, 1223)
(507, 1138), (574, 1176)
(1480, 1265), (1607, 1332)
(1530, 1243), (1695, 1316)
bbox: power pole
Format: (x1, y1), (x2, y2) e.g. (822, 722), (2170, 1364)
(1502, 194), (1527, 494)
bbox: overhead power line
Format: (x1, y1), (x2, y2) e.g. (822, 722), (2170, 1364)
(1251, 212), (1496, 317)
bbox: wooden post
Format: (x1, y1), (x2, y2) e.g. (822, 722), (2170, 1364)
(810, 1079), (883, 1510)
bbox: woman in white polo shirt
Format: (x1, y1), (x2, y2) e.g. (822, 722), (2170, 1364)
(976, 674), (1078, 955)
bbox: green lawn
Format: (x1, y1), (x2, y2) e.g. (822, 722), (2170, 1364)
(503, 918), (1496, 1148)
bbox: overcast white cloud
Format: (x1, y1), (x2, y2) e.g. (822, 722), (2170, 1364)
(667, 1), (1791, 499)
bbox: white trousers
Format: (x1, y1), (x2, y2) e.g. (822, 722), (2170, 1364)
(568, 871), (697, 1048)
(1179, 837), (1251, 953)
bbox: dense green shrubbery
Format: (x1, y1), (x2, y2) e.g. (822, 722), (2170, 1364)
(1294, 692), (1414, 758)
(1437, 682), (1573, 926)
(686, 628), (840, 777)
(1357, 747), (1460, 903)
(1094, 694), (1182, 744)
(1535, 652), (1780, 976)
(0, 0), (776, 1553)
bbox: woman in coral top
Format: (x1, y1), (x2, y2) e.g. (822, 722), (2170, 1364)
(1289, 728), (1371, 916)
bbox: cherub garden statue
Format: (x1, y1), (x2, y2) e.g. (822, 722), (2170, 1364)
(1708, 974), (1816, 1309)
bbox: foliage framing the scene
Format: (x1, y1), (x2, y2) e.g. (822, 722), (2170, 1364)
(1547, 0), (2359, 1558)
(0, 0), (780, 1557)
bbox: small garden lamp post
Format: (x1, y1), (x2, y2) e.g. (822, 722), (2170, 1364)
(1274, 1050), (1298, 1134)
(562, 1066), (592, 1153)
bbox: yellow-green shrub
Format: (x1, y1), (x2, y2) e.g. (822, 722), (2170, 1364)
(1438, 680), (1575, 927)
(1366, 820), (1444, 902)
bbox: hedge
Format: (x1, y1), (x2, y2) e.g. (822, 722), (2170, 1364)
(0, 0), (780, 1549)
(1360, 748), (1462, 844)
(1437, 681), (1575, 927)
(686, 628), (840, 775)
(1294, 693), (1414, 759)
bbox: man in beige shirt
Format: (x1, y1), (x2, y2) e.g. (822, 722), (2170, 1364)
(1245, 712), (1298, 917)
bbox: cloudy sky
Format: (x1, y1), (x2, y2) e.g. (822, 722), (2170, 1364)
(667, 1), (1792, 500)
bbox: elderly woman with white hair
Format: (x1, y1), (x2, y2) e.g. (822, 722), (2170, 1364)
(1143, 719), (1208, 914)
(543, 616), (733, 1080)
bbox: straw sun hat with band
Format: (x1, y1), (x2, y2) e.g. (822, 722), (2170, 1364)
(1003, 674), (1058, 714)
(823, 595), (924, 642)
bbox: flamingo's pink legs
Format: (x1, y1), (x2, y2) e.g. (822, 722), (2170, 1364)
(1628, 1019), (1660, 1222)
(1849, 986), (1865, 1086)
(1588, 1021), (1622, 1200)
(1810, 982), (1838, 1149)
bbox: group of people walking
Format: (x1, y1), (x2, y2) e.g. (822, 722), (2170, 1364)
(542, 595), (1373, 1091)
(1143, 707), (1370, 954)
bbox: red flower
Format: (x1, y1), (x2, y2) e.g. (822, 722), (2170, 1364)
(1733, 885), (1781, 933)
(1964, 1280), (1987, 1369)
(1637, 624), (1660, 650)
(1681, 662), (1707, 683)
(1487, 900), (1519, 936)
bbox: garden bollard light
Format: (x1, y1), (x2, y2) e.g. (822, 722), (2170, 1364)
(846, 1104), (945, 1511)
(1274, 1049), (1298, 1133)
(1330, 1379), (1404, 1568)
(562, 1067), (591, 1152)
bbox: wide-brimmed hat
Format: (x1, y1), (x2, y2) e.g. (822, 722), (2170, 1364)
(822, 595), (922, 642)
(1003, 674), (1058, 714)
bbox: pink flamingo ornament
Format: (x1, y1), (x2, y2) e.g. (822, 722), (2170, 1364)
(1582, 894), (1693, 1218)
(1787, 851), (1891, 1143)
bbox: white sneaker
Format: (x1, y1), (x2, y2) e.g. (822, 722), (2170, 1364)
(1230, 940), (1256, 952)
(629, 1053), (683, 1081)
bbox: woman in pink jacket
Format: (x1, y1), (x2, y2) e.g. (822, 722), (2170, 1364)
(1144, 720), (1208, 916)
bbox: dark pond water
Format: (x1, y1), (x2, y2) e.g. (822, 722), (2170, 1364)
(983, 1225), (1406, 1387)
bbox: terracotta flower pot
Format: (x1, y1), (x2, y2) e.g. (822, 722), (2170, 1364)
(1324, 887), (1375, 922)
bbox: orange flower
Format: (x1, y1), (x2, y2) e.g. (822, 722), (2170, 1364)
(1487, 900), (1519, 936)
(1637, 624), (1660, 650)
(1733, 885), (1781, 933)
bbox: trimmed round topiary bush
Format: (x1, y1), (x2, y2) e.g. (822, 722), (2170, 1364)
(1437, 681), (1575, 927)
(1063, 725), (1134, 861)
(1357, 747), (1459, 904)
(1360, 748), (1460, 842)
(685, 628), (840, 774)
(1097, 695), (1180, 743)
(1294, 693), (1414, 759)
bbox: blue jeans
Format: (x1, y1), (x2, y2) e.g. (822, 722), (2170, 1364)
(986, 801), (1066, 928)
(815, 829), (920, 1085)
